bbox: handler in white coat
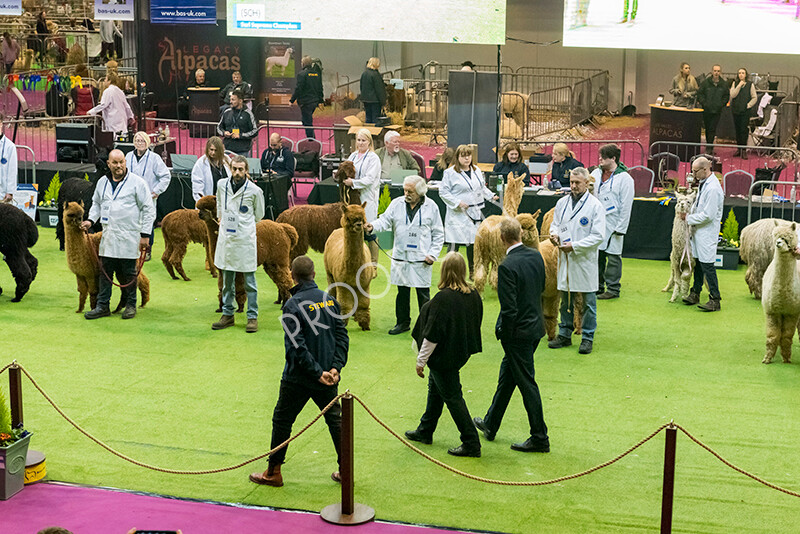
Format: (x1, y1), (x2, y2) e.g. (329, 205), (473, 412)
(590, 144), (634, 299)
(192, 136), (231, 201)
(343, 128), (381, 265)
(88, 74), (134, 134)
(0, 123), (18, 203)
(682, 156), (724, 311)
(548, 167), (605, 355)
(82, 149), (156, 320)
(212, 155), (265, 333)
(439, 144), (497, 277)
(366, 175), (444, 335)
(126, 131), (171, 256)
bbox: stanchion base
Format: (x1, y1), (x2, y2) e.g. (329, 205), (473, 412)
(25, 450), (46, 485)
(320, 503), (375, 525)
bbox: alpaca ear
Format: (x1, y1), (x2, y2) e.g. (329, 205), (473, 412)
(774, 220), (780, 227)
(79, 200), (84, 208)
(361, 201), (367, 209)
(792, 222), (797, 231)
(341, 203), (347, 214)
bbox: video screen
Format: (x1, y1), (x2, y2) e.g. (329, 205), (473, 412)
(563, 0), (800, 54)
(227, 0), (506, 44)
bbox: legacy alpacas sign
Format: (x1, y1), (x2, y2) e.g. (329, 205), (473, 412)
(141, 21), (260, 118)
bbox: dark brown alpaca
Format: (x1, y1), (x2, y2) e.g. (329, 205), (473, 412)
(161, 208), (217, 281)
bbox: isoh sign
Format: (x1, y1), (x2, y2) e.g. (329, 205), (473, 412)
(236, 4), (264, 20)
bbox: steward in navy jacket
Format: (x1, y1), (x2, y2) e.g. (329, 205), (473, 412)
(280, 281), (349, 389)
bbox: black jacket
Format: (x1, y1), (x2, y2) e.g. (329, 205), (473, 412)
(412, 288), (483, 371)
(281, 281), (349, 389)
(217, 106), (258, 154)
(495, 245), (546, 342)
(359, 68), (386, 105)
(219, 81), (253, 105)
(697, 77), (729, 114)
(493, 161), (531, 186)
(260, 146), (295, 178)
(291, 66), (323, 106)
(551, 156), (583, 187)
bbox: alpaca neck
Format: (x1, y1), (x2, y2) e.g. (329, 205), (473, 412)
(773, 249), (797, 277)
(344, 228), (365, 268)
(64, 224), (88, 250)
(502, 187), (522, 218)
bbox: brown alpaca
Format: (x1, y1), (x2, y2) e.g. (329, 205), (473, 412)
(540, 207), (555, 239)
(276, 161), (360, 260)
(161, 209), (216, 281)
(538, 239), (583, 340)
(323, 203), (374, 330)
(197, 195), (246, 313)
(12, 49), (34, 72)
(62, 202), (150, 312)
(473, 174), (527, 293)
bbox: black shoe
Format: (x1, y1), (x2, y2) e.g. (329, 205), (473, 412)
(84, 306), (111, 320)
(121, 305), (136, 319)
(548, 335), (572, 349)
(578, 339), (593, 354)
(404, 429), (432, 445)
(698, 298), (721, 312)
(682, 292), (699, 305)
(597, 292), (618, 300)
(511, 438), (550, 453)
(388, 323), (411, 335)
(447, 445), (481, 458)
(473, 417), (495, 441)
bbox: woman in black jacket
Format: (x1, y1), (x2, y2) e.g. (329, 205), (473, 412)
(730, 67), (757, 159)
(360, 57), (386, 124)
(492, 142), (531, 185)
(405, 252), (483, 457)
(550, 142), (583, 188)
(428, 147), (454, 182)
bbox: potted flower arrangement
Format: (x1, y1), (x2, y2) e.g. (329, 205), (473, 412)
(375, 184), (394, 249)
(0, 386), (31, 500)
(716, 208), (740, 270)
(37, 172), (61, 228)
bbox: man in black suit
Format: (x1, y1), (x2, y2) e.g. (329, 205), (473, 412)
(474, 217), (550, 453)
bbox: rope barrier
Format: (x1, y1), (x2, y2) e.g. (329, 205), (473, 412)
(2, 361), (800, 496)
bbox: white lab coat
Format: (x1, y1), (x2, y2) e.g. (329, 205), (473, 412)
(591, 167), (634, 255)
(99, 20), (122, 44)
(0, 135), (18, 197)
(370, 196), (444, 288)
(687, 175), (724, 264)
(348, 150), (382, 221)
(214, 178), (265, 273)
(88, 172), (156, 259)
(191, 155), (231, 201)
(125, 149), (171, 197)
(551, 192), (606, 293)
(440, 166), (494, 244)
(88, 84), (133, 134)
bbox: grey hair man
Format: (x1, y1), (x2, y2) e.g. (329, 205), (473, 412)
(375, 131), (421, 180)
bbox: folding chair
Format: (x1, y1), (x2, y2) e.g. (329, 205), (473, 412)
(292, 137), (322, 196)
(751, 105), (778, 152)
(722, 170), (754, 197)
(409, 150), (426, 180)
(648, 152), (680, 189)
(627, 165), (655, 195)
(280, 137), (294, 151)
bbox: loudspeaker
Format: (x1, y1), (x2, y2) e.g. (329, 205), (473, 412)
(56, 123), (95, 163)
(56, 123), (93, 142)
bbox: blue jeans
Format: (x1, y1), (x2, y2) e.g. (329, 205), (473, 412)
(221, 270), (258, 319)
(558, 291), (597, 341)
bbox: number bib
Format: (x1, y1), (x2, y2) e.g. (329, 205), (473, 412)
(406, 227), (420, 250)
(558, 223), (572, 244)
(602, 194), (616, 214)
(222, 212), (239, 234)
(100, 204), (111, 224)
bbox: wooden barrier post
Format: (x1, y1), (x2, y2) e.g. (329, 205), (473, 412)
(9, 362), (23, 428)
(320, 393), (375, 525)
(660, 423), (677, 533)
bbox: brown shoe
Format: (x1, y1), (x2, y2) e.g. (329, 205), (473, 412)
(249, 464), (283, 487)
(212, 314), (235, 330)
(682, 292), (699, 305)
(698, 298), (721, 312)
(246, 318), (258, 333)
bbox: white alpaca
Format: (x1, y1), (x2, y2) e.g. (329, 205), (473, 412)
(662, 189), (696, 302)
(265, 48), (294, 76)
(761, 222), (800, 364)
(740, 218), (800, 299)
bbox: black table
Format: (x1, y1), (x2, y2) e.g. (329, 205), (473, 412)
(308, 178), (796, 260)
(650, 104), (703, 161)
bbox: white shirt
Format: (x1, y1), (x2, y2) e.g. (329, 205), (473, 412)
(99, 20), (122, 44)
(348, 150), (382, 221)
(550, 191), (606, 293)
(191, 155), (231, 201)
(88, 84), (133, 133)
(125, 149), (171, 197)
(439, 166), (494, 245)
(214, 178), (266, 273)
(687, 175), (724, 264)
(0, 135), (18, 197)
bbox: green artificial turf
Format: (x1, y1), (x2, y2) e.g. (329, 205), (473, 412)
(2, 228), (800, 533)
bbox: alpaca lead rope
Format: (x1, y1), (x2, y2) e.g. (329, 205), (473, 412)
(84, 228), (147, 289)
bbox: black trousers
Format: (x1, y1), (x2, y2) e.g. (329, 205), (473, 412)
(364, 102), (381, 124)
(703, 112), (721, 147)
(483, 338), (549, 445)
(692, 260), (721, 300)
(395, 285), (430, 327)
(299, 102), (316, 139)
(100, 41), (115, 61)
(269, 379), (342, 467)
(417, 368), (480, 450)
(97, 256), (137, 309)
(732, 112), (750, 148)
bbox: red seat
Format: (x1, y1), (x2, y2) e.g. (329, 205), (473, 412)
(409, 150), (426, 180)
(723, 170), (754, 197)
(293, 137), (322, 196)
(627, 165), (655, 195)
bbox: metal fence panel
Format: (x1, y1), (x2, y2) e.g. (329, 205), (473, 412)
(518, 139), (645, 168)
(525, 86), (574, 138)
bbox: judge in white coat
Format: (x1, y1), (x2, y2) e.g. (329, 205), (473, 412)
(439, 144), (497, 277)
(548, 167), (606, 355)
(192, 136), (231, 201)
(82, 149), (156, 320)
(212, 155), (266, 333)
(125, 131), (171, 255)
(590, 143), (634, 299)
(343, 128), (381, 265)
(366, 175), (444, 335)
(88, 74), (134, 134)
(0, 121), (18, 203)
(682, 156), (724, 311)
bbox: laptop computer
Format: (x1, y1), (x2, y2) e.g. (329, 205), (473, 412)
(170, 154), (198, 173)
(246, 157), (262, 177)
(389, 168), (418, 186)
